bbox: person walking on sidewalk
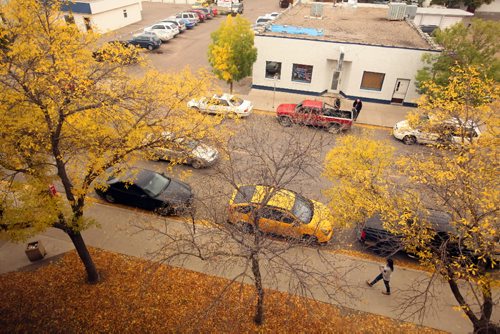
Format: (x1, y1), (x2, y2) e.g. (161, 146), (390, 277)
(352, 98), (362, 121)
(366, 258), (394, 295)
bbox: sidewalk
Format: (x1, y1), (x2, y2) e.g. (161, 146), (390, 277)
(239, 88), (415, 128)
(2, 202), (497, 333)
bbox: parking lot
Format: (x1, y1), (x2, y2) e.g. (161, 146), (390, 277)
(104, 0), (282, 73)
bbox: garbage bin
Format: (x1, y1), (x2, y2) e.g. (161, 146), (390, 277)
(25, 241), (47, 262)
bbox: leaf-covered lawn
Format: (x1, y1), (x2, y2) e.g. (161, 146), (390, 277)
(0, 249), (442, 333)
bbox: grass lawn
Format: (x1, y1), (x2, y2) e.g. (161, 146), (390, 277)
(0, 248), (442, 333)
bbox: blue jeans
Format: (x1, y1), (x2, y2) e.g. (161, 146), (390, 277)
(370, 273), (390, 293)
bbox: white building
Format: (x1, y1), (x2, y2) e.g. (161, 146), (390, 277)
(252, 4), (441, 106)
(414, 7), (473, 29)
(61, 0), (142, 33)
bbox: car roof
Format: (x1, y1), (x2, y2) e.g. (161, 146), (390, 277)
(302, 100), (323, 108)
(107, 167), (155, 185)
(365, 209), (454, 233)
(233, 185), (296, 211)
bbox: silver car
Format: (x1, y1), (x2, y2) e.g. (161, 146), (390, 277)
(149, 133), (219, 169)
(392, 117), (481, 145)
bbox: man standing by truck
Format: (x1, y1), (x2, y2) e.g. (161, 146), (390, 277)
(352, 98), (363, 121)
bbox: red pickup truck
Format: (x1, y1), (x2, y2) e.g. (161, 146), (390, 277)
(276, 100), (354, 133)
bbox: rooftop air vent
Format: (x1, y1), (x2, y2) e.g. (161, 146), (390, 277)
(310, 2), (324, 17)
(388, 3), (406, 20)
(405, 5), (418, 19)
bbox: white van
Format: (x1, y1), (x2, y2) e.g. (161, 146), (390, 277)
(176, 12), (199, 24)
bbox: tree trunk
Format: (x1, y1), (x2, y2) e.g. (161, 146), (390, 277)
(251, 253), (265, 325)
(474, 320), (500, 334)
(447, 273), (497, 333)
(474, 281), (498, 334)
(229, 81), (233, 94)
(66, 229), (100, 284)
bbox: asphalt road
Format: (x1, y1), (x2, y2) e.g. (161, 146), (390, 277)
(97, 0), (428, 255)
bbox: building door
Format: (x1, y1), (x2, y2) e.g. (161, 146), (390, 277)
(391, 79), (410, 104)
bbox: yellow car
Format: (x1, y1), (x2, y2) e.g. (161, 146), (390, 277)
(228, 185), (334, 243)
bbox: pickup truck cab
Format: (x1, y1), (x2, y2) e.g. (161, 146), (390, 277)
(276, 100), (353, 133)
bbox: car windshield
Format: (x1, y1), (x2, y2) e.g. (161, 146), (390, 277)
(291, 194), (314, 224)
(234, 185), (256, 204)
(229, 97), (243, 106)
(136, 171), (170, 197)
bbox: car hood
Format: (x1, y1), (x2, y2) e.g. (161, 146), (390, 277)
(240, 100), (253, 110)
(192, 144), (218, 161)
(394, 120), (412, 131)
(310, 200), (335, 232)
(276, 103), (296, 115)
(158, 179), (192, 203)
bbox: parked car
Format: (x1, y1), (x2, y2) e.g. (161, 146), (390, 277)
(276, 100), (353, 133)
(228, 185), (335, 243)
(160, 18), (187, 32)
(92, 40), (140, 65)
(143, 25), (175, 42)
(95, 168), (193, 215)
(176, 12), (199, 25)
(189, 9), (206, 22)
(195, 7), (213, 19)
(145, 22), (179, 38)
(279, 0), (290, 8)
(214, 0), (243, 15)
(128, 33), (161, 51)
(188, 94), (253, 117)
(392, 116), (481, 145)
(149, 133), (219, 169)
(168, 16), (195, 29)
(357, 210), (499, 268)
(255, 16), (274, 26)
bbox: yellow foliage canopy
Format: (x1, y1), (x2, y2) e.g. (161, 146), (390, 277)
(0, 0), (228, 238)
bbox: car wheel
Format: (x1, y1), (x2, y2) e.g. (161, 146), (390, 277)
(236, 221), (253, 233)
(302, 234), (319, 245)
(402, 135), (417, 145)
(147, 44), (154, 51)
(327, 123), (342, 134)
(191, 160), (203, 169)
(104, 194), (116, 203)
(278, 116), (292, 127)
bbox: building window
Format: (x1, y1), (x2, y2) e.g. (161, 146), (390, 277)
(292, 64), (313, 83)
(123, 9), (128, 18)
(360, 71), (385, 91)
(265, 61), (281, 79)
(64, 14), (75, 25)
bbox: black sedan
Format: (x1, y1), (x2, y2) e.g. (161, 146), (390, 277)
(128, 33), (161, 51)
(358, 209), (469, 257)
(95, 168), (193, 215)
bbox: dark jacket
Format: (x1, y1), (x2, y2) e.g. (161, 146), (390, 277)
(353, 100), (362, 112)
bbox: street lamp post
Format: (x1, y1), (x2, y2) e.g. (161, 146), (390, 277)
(272, 74), (278, 110)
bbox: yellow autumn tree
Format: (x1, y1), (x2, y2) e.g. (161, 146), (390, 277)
(208, 15), (257, 93)
(323, 66), (499, 333)
(0, 0), (225, 283)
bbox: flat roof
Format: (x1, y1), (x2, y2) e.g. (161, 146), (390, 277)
(260, 4), (436, 50)
(416, 7), (474, 16)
